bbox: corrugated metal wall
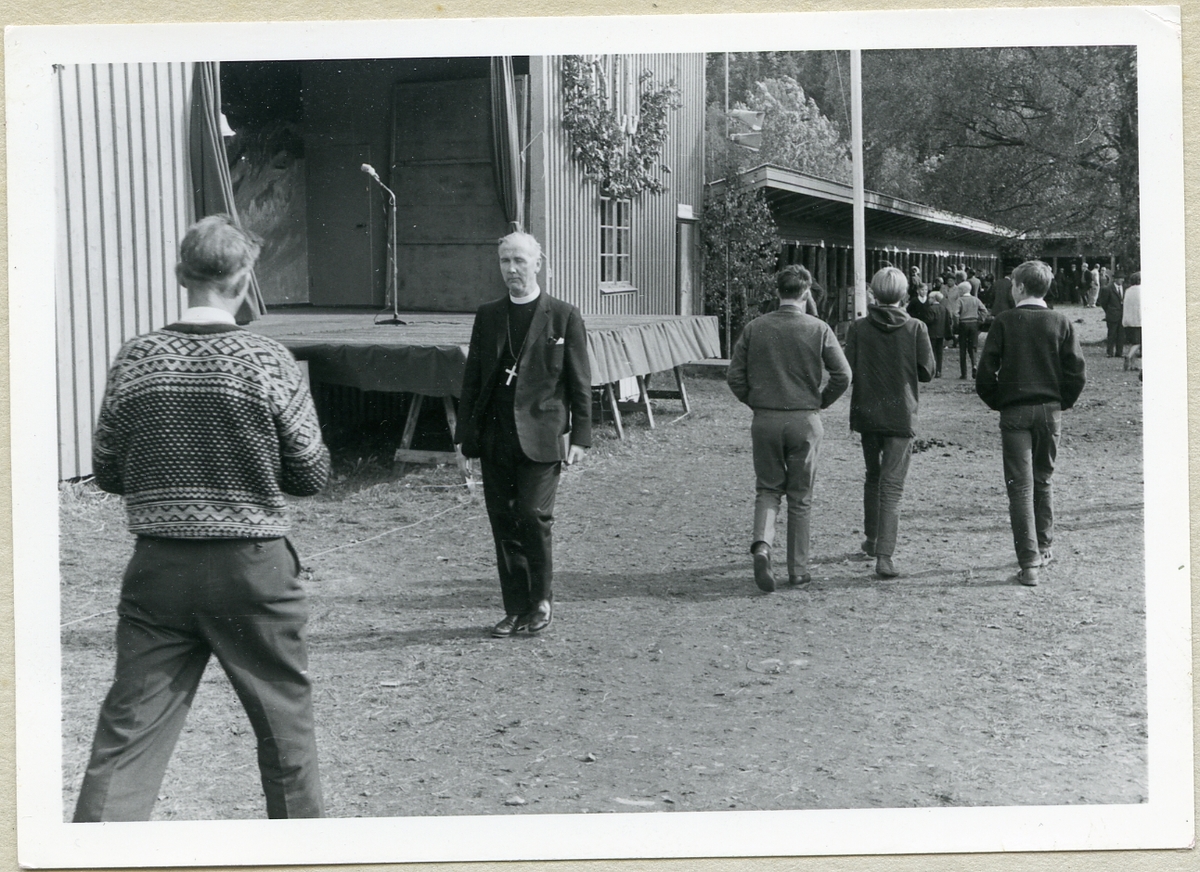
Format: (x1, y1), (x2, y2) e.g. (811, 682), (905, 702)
(55, 63), (194, 480)
(537, 54), (705, 317)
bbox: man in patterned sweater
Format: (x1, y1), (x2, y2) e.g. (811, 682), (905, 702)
(74, 215), (331, 821)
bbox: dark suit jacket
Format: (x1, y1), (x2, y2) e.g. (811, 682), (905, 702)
(455, 293), (592, 463)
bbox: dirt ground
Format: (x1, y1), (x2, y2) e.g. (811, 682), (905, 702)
(59, 303), (1146, 820)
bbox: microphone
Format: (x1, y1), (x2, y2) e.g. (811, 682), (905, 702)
(361, 163), (381, 182)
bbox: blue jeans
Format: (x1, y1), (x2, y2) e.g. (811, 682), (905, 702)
(860, 433), (913, 558)
(1000, 403), (1061, 569)
(750, 409), (823, 578)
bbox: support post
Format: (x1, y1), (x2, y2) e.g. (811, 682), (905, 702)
(851, 47), (867, 320)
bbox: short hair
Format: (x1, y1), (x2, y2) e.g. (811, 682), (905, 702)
(954, 270), (967, 283)
(1129, 271), (1141, 285)
(498, 231), (543, 260)
(929, 291), (944, 303)
(1012, 260), (1053, 298)
(870, 267), (907, 304)
(177, 215), (261, 291)
(777, 264), (812, 299)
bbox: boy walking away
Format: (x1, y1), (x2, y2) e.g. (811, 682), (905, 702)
(727, 265), (852, 591)
(926, 291), (952, 378)
(976, 260), (1086, 587)
(844, 267), (935, 579)
(955, 286), (989, 379)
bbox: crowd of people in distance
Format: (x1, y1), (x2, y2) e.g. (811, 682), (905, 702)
(726, 255), (1122, 594)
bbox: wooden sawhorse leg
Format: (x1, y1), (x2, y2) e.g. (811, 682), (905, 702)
(645, 366), (693, 416)
(636, 375), (655, 429)
(604, 383), (625, 440)
(673, 365), (691, 413)
(395, 393), (425, 473)
(441, 395), (477, 491)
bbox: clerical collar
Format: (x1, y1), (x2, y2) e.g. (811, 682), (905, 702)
(509, 287), (542, 305)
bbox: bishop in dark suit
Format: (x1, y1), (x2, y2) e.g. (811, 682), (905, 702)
(456, 232), (592, 637)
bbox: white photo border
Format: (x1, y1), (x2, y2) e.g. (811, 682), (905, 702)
(7, 6), (1190, 867)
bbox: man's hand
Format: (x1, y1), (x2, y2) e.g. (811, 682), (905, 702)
(566, 444), (587, 465)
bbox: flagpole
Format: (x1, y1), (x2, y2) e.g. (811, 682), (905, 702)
(850, 49), (867, 319)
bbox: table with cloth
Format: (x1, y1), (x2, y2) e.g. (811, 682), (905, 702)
(252, 311), (721, 478)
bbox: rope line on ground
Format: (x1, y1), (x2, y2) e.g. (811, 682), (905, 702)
(296, 502), (468, 561)
(61, 609), (116, 629)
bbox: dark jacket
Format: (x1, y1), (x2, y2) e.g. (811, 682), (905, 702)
(990, 277), (1014, 316)
(1097, 282), (1124, 322)
(456, 293), (592, 462)
(975, 304), (1086, 411)
(844, 305), (935, 437)
(927, 301), (952, 340)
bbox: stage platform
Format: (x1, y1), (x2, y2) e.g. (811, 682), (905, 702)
(251, 310), (722, 477)
(251, 310), (721, 396)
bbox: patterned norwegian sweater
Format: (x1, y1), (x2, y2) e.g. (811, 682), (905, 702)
(92, 323), (330, 538)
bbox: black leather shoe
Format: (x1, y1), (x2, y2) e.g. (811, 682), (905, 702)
(491, 615), (523, 638)
(789, 573), (812, 586)
(752, 547), (776, 592)
(527, 599), (553, 633)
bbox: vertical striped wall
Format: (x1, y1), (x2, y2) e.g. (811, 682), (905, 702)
(535, 54), (705, 317)
(55, 63), (195, 480)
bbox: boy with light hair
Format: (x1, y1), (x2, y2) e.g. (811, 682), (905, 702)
(844, 267), (935, 578)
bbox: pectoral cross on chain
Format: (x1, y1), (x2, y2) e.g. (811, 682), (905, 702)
(504, 363), (519, 385)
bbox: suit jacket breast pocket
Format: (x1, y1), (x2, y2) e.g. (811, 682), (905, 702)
(547, 336), (566, 373)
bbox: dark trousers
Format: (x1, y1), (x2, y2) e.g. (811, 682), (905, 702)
(480, 424), (561, 616)
(74, 537), (322, 821)
(999, 403), (1061, 569)
(860, 433), (913, 558)
(959, 322), (980, 377)
(1105, 320), (1124, 357)
(930, 338), (945, 376)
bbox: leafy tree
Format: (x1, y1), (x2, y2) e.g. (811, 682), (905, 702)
(701, 154), (782, 355)
(745, 77), (853, 183)
(706, 48), (1139, 263)
(861, 47), (1139, 260)
(705, 51), (850, 130)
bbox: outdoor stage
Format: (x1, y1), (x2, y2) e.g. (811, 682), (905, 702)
(251, 309), (722, 476)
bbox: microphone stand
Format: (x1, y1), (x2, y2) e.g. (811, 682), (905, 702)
(363, 165), (405, 326)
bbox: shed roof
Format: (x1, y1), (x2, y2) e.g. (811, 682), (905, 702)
(714, 164), (1020, 249)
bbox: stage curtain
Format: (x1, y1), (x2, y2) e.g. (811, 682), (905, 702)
(489, 57), (528, 234)
(189, 60), (266, 321)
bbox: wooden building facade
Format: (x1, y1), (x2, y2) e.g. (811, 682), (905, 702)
(55, 63), (195, 481)
(223, 54), (705, 318)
